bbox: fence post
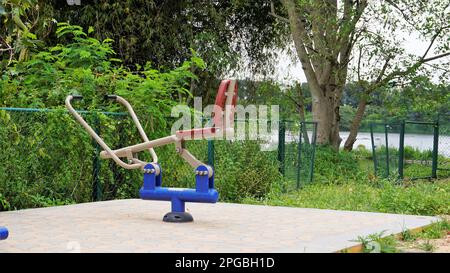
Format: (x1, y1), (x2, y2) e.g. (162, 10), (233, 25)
(208, 139), (215, 168)
(92, 112), (102, 201)
(309, 122), (317, 183)
(278, 120), (286, 175)
(431, 119), (439, 179)
(384, 123), (390, 177)
(398, 120), (405, 179)
(370, 123), (378, 174)
(296, 122), (303, 189)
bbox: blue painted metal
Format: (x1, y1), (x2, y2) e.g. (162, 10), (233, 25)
(139, 163), (218, 216)
(0, 227), (8, 240)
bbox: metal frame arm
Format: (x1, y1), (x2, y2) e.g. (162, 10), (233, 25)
(66, 79), (236, 175)
(105, 95), (158, 163)
(65, 95), (144, 170)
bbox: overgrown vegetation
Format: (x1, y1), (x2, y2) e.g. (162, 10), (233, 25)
(0, 21), (448, 231)
(244, 146), (450, 216)
(353, 219), (450, 253)
(0, 23), (282, 210)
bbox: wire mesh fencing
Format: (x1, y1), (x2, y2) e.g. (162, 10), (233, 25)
(370, 122), (402, 178)
(400, 121), (438, 180)
(370, 119), (446, 180)
(437, 114), (450, 178)
(280, 120), (317, 191)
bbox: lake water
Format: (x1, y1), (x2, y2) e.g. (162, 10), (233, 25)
(339, 131), (450, 157)
(265, 131), (450, 157)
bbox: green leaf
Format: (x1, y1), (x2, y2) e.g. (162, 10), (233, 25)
(79, 50), (91, 59)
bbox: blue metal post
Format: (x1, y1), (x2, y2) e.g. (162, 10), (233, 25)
(171, 198), (185, 213)
(195, 165), (211, 193)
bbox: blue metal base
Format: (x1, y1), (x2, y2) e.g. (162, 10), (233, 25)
(139, 163), (218, 223)
(0, 227), (8, 240)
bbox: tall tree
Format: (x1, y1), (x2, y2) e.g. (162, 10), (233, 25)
(36, 1), (288, 73)
(1, 0), (289, 102)
(270, 0), (449, 149)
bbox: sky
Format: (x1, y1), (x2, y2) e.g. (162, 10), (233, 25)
(238, 31), (446, 85)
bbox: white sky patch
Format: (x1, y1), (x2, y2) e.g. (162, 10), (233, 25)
(234, 30), (446, 85)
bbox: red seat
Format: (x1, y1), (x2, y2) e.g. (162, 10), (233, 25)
(213, 80), (238, 126)
(176, 80), (238, 140)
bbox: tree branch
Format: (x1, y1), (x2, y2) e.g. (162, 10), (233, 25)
(269, 2), (290, 23)
(281, 0), (321, 94)
(375, 56), (392, 83)
(422, 52), (450, 63)
(421, 25), (450, 59)
(0, 36), (14, 66)
(367, 52), (449, 93)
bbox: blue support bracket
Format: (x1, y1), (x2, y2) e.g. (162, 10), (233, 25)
(139, 163), (218, 223)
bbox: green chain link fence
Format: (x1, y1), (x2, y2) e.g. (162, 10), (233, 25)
(370, 122), (401, 178)
(437, 113), (450, 178)
(278, 120), (317, 191)
(1, 108), (317, 210)
(370, 119), (449, 180)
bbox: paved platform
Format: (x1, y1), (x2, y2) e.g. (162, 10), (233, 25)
(0, 199), (440, 253)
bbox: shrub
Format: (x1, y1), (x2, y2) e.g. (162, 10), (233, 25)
(313, 146), (369, 184)
(213, 140), (282, 201)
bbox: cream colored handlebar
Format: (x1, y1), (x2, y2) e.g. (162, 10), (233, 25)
(108, 95), (158, 163)
(65, 95), (144, 170)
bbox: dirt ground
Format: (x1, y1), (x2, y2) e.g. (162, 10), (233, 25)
(398, 234), (450, 253)
(398, 215), (450, 253)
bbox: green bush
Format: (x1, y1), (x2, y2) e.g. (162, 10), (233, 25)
(313, 146), (369, 184)
(0, 110), (93, 209)
(213, 140), (282, 201)
(404, 146), (432, 160)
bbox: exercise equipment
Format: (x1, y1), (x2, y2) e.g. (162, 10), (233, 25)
(0, 227), (8, 240)
(66, 80), (238, 222)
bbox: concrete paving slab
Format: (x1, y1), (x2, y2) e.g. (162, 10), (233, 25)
(0, 199), (440, 253)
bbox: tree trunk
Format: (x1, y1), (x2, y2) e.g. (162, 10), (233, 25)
(295, 83), (310, 145)
(343, 96), (367, 151)
(312, 87), (342, 150)
(280, 0), (350, 150)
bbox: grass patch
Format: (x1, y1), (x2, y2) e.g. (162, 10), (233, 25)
(397, 219), (450, 253)
(348, 219), (450, 253)
(410, 219), (450, 240)
(354, 231), (399, 253)
(243, 179), (450, 216)
(243, 146), (450, 216)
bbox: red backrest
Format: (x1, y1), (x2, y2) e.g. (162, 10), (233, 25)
(213, 80), (238, 128)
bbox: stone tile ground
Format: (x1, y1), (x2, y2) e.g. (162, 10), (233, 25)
(0, 199), (440, 253)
